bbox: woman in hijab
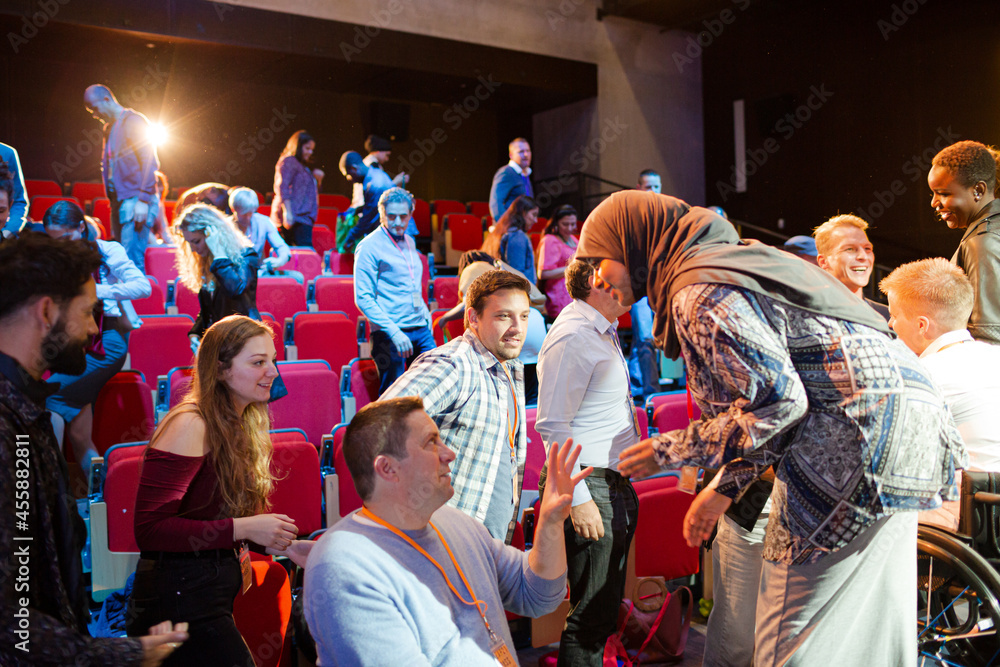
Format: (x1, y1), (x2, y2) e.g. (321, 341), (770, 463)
(575, 190), (964, 666)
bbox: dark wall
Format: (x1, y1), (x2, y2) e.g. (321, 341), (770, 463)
(700, 0), (1000, 268)
(0, 3), (595, 206)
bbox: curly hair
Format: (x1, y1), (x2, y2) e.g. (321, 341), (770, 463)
(172, 203), (251, 292)
(932, 140), (999, 190)
(153, 315), (276, 517)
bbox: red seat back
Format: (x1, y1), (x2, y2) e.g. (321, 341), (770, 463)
(292, 312), (357, 372)
(92, 372), (155, 455)
(633, 479), (700, 579)
(523, 407), (546, 492)
(284, 248), (323, 284)
(312, 225), (336, 256)
(30, 196), (82, 222)
(314, 276), (362, 325)
(269, 428), (308, 445)
(260, 313), (285, 362)
(71, 182), (106, 209)
(173, 281), (200, 318)
(429, 308), (465, 346)
(167, 366), (195, 410)
(257, 278), (307, 327)
(431, 276), (460, 309)
(270, 362), (340, 447)
(433, 200), (467, 230)
(25, 179), (62, 198)
(468, 201), (490, 219)
(334, 432), (364, 516)
(129, 315), (196, 387)
(91, 198), (112, 238)
(651, 393), (700, 434)
(132, 276), (166, 315)
(326, 251), (354, 276)
(144, 246), (179, 290)
(412, 198), (431, 237)
(105, 443), (147, 552)
(318, 194), (350, 211)
(315, 207), (339, 232)
(269, 440), (322, 536)
(348, 358), (380, 411)
(445, 214), (484, 252)
(232, 560), (293, 667)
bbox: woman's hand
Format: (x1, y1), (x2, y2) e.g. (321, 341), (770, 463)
(618, 438), (663, 479)
(268, 539), (315, 568)
(203, 227), (227, 259)
(139, 621), (189, 667)
(682, 488), (732, 548)
(233, 513), (297, 550)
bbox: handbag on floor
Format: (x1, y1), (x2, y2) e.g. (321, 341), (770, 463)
(604, 578), (693, 666)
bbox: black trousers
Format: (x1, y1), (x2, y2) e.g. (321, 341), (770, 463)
(126, 553), (254, 667)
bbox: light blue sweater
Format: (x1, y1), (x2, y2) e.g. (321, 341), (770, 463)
(304, 506), (566, 666)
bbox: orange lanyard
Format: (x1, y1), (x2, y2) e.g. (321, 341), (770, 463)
(358, 507), (494, 633)
(499, 363), (519, 460)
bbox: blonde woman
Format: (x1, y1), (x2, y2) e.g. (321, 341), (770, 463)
(173, 203), (260, 353)
(126, 316), (313, 666)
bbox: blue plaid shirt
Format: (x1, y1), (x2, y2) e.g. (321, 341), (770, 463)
(381, 330), (527, 523)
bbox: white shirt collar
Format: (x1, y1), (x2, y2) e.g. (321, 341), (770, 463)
(920, 328), (974, 358)
(508, 160), (531, 177)
(570, 299), (618, 334)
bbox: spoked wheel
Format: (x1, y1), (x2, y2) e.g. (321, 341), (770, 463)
(918, 525), (1000, 666)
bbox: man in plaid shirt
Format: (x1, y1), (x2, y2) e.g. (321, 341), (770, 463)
(381, 270), (532, 542)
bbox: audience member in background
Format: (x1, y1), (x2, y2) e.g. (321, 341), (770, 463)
(271, 130), (319, 248)
(173, 204), (260, 354)
(536, 204), (579, 319)
(363, 134), (410, 187)
(382, 270), (532, 542)
(636, 168), (661, 194)
(84, 84), (160, 273)
(42, 200), (150, 475)
(340, 151), (395, 251)
(0, 233), (187, 666)
(433, 261), (547, 404)
(482, 195), (538, 285)
(355, 187), (435, 394)
(176, 182), (232, 216)
(881, 259), (993, 526)
(578, 191), (963, 666)
(229, 187), (304, 284)
(813, 213), (890, 320)
(489, 137), (533, 221)
(0, 159), (16, 238)
(127, 315), (312, 666)
(304, 397), (585, 665)
(0, 143), (27, 234)
(150, 170), (170, 244)
(929, 140), (1000, 344)
(782, 234), (819, 265)
(535, 259), (639, 667)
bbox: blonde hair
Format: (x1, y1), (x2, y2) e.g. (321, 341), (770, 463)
(172, 204), (252, 292)
(879, 258), (974, 331)
(151, 315), (276, 517)
(813, 214), (869, 257)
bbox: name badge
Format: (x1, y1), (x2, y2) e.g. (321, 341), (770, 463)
(679, 466), (699, 495)
(239, 542), (253, 594)
(490, 633), (517, 666)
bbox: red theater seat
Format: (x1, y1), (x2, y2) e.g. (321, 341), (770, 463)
(131, 276), (166, 315)
(144, 246), (179, 289)
(233, 560), (293, 667)
(257, 277), (307, 327)
(71, 182), (106, 209)
(632, 477), (700, 580)
(171, 281), (200, 318)
(649, 391), (700, 434)
(270, 361), (340, 448)
(283, 247), (323, 283)
(468, 201), (490, 219)
(92, 372), (155, 455)
(286, 311), (358, 373)
(24, 179), (62, 198)
(315, 207), (339, 232)
(412, 198), (431, 238)
(318, 194), (350, 211)
(91, 198), (112, 238)
(312, 276), (362, 326)
(29, 196), (81, 221)
(430, 308), (465, 346)
(312, 225), (336, 256)
(431, 200), (467, 232)
(443, 213), (484, 266)
(127, 315), (196, 388)
(430, 276), (460, 309)
(269, 440), (323, 536)
(334, 432), (363, 517)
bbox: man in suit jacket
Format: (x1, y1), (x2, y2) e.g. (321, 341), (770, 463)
(0, 142), (28, 235)
(489, 138), (533, 220)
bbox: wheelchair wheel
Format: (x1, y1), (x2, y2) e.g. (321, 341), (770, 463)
(918, 524), (1000, 666)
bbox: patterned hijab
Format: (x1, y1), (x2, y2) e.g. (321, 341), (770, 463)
(576, 191), (890, 357)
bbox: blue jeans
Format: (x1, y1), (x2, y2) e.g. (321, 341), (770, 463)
(539, 466), (638, 667)
(628, 297), (659, 397)
(370, 326), (437, 394)
(112, 195), (159, 273)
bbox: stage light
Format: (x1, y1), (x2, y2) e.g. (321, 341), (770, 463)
(149, 123), (168, 147)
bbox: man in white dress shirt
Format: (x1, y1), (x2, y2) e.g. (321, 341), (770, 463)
(535, 259), (641, 667)
(881, 257), (992, 527)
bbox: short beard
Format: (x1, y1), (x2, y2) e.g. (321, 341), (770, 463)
(42, 317), (89, 376)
